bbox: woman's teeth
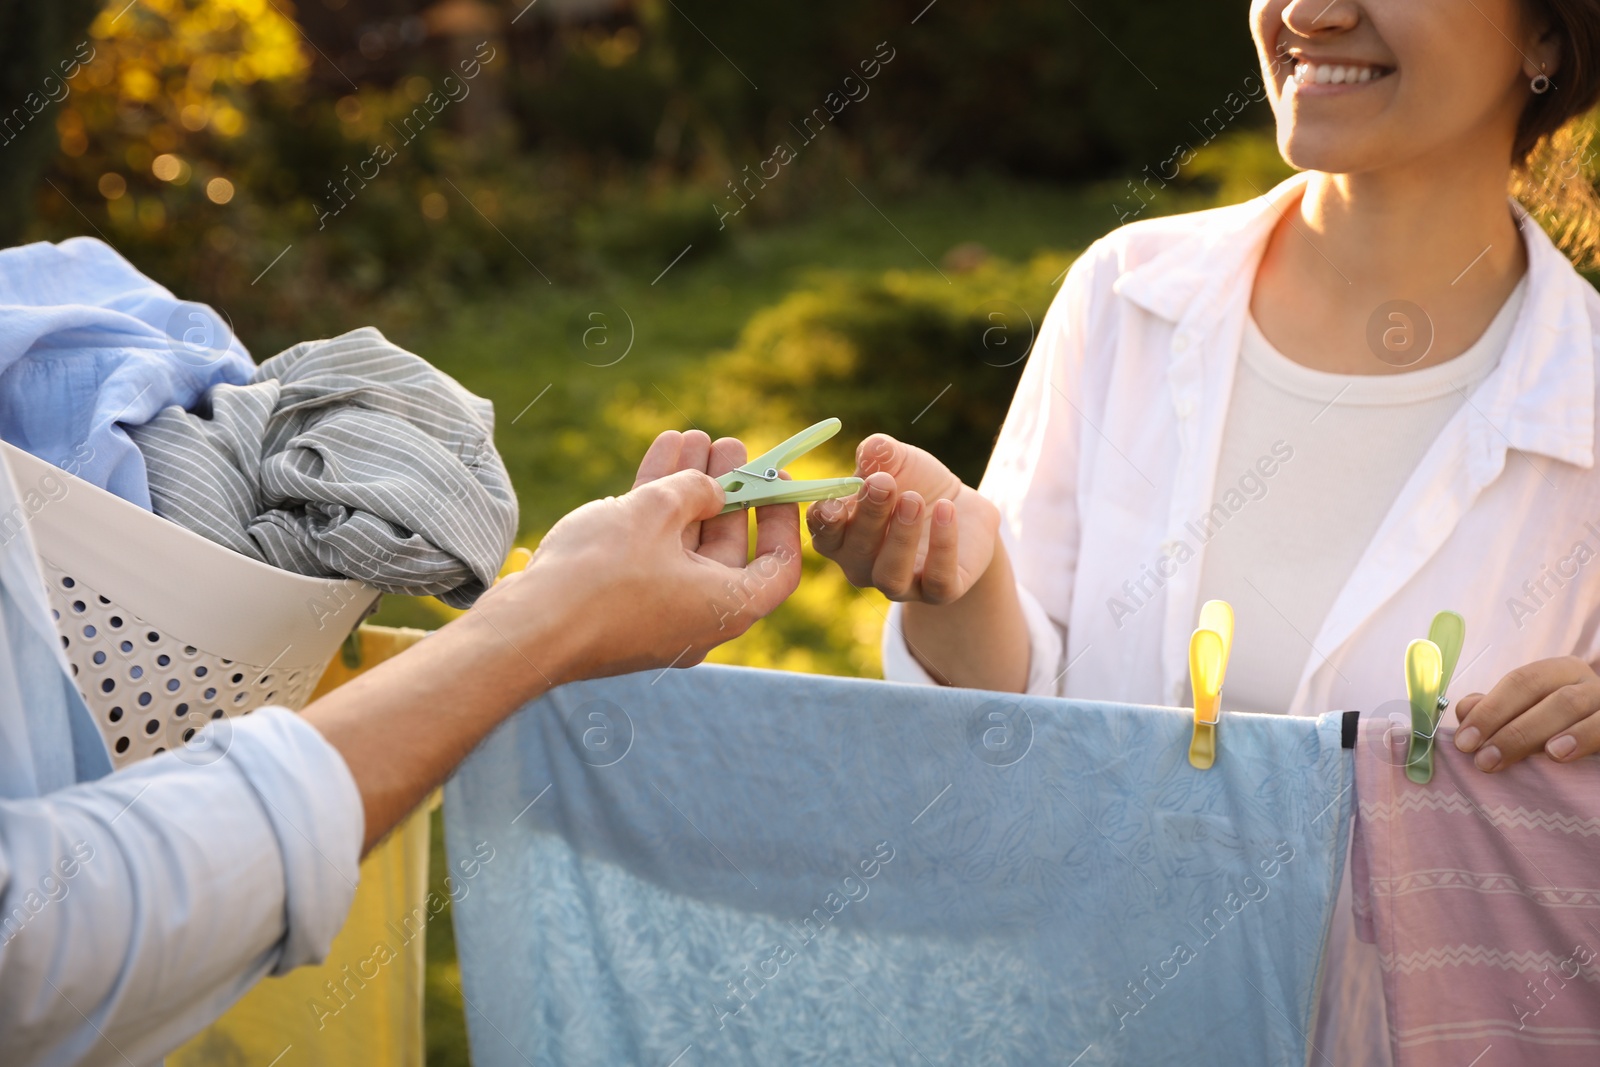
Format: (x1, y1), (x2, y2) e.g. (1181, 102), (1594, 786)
(1294, 62), (1390, 86)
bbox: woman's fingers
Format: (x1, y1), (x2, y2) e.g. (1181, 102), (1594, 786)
(806, 496), (854, 556)
(832, 472), (898, 585)
(1454, 657), (1600, 772)
(1544, 707), (1600, 763)
(871, 492), (925, 600)
(918, 499), (963, 604)
(1472, 678), (1600, 771)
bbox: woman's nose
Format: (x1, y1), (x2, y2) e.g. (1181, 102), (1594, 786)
(1281, 0), (1361, 38)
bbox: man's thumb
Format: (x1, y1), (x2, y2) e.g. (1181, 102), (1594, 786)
(639, 468), (725, 524)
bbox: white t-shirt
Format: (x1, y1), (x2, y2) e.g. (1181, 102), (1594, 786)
(1196, 279), (1528, 714)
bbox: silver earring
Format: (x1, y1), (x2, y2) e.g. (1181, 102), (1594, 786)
(1532, 72), (1552, 94)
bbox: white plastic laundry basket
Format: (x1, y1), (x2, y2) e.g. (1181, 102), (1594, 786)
(2, 441), (381, 769)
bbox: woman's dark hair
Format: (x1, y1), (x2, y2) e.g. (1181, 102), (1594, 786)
(1515, 1), (1600, 266)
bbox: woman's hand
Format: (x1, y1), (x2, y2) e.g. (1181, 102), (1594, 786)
(806, 433), (999, 605)
(1452, 656), (1600, 771)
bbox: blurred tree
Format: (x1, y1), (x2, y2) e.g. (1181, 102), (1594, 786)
(0, 0), (101, 244)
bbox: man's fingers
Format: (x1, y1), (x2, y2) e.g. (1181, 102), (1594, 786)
(696, 437), (750, 566)
(677, 428), (712, 473)
(1474, 680), (1600, 772)
(1454, 658), (1589, 754)
(741, 504), (804, 619)
(871, 492), (925, 600)
(919, 499), (963, 604)
(634, 428), (713, 489)
(634, 430), (685, 487)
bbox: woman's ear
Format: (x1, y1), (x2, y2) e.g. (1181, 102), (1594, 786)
(1525, 23), (1563, 82)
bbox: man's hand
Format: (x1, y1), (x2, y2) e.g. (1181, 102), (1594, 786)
(484, 429), (803, 685)
(806, 433), (999, 605)
(1452, 656), (1600, 771)
(305, 429), (801, 853)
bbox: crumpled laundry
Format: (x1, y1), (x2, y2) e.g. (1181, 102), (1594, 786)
(129, 326), (517, 607)
(0, 237), (253, 507)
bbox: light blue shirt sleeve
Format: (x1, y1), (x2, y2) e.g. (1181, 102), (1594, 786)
(0, 443), (365, 1066)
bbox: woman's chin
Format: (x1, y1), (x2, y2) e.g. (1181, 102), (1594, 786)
(1275, 130), (1390, 178)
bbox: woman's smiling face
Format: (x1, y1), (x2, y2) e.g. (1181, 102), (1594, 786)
(1251, 0), (1555, 174)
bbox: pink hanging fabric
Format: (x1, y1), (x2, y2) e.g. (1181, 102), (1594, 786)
(1352, 716), (1600, 1065)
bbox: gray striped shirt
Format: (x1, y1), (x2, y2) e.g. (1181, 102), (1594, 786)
(129, 327), (517, 608)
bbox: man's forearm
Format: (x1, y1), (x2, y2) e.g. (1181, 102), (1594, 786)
(901, 540), (1030, 693)
(301, 570), (582, 854)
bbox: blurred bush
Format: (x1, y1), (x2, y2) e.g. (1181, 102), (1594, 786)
(10, 0), (1271, 348)
(654, 0), (1264, 180)
(589, 250), (1074, 678)
(675, 251), (1072, 485)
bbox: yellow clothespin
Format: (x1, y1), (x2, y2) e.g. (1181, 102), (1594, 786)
(1189, 599), (1233, 770)
(1404, 610), (1465, 785)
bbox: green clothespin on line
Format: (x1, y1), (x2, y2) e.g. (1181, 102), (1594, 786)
(717, 418), (865, 514)
(1404, 610), (1466, 785)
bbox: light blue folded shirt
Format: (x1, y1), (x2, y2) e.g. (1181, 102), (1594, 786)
(445, 665), (1354, 1066)
(0, 237), (253, 507)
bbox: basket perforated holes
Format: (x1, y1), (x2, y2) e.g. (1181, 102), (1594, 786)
(41, 562), (333, 769)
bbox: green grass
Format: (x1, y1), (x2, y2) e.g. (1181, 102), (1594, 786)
(364, 168), (1232, 1064)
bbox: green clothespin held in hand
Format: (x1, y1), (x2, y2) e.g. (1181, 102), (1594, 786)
(717, 418), (865, 515)
(1405, 610), (1465, 785)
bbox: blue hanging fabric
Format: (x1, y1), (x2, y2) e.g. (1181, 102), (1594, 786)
(444, 665), (1353, 1066)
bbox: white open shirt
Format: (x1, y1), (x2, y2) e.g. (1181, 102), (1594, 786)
(886, 171), (1600, 717)
(883, 172), (1600, 1063)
